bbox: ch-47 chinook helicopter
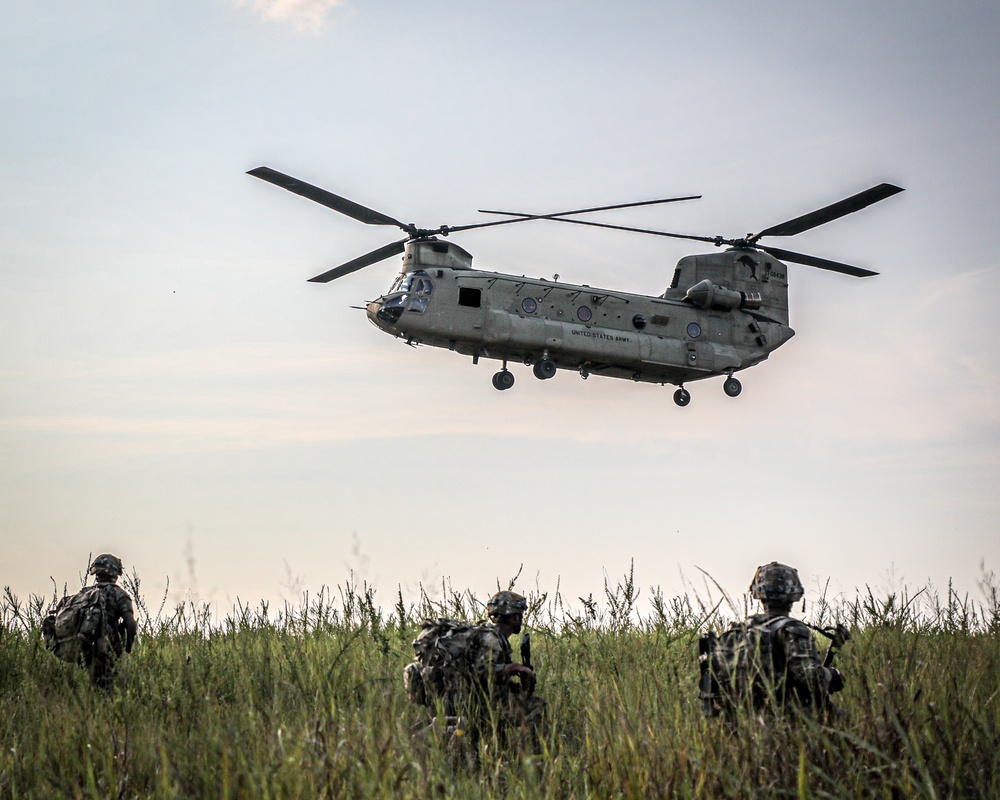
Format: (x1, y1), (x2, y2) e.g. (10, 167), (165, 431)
(248, 167), (903, 406)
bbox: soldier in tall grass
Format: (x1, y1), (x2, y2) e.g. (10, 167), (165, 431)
(404, 590), (545, 748)
(700, 562), (846, 719)
(41, 553), (137, 689)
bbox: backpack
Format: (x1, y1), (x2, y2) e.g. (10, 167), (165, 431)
(403, 618), (494, 711)
(700, 617), (796, 716)
(42, 585), (113, 664)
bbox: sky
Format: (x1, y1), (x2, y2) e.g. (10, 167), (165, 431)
(2, 1), (998, 619)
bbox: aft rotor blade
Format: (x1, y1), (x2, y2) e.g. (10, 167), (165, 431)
(752, 183), (904, 241)
(308, 239), (407, 283)
(488, 213), (721, 245)
(248, 167), (411, 231)
(478, 195), (701, 219)
(758, 245), (878, 278)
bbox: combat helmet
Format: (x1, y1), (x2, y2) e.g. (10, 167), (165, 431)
(487, 591), (527, 619)
(89, 553), (123, 581)
(750, 561), (804, 607)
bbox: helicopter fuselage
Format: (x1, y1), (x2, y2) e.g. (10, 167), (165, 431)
(365, 238), (795, 388)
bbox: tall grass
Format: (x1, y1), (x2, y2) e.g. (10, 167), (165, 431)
(1, 569), (998, 798)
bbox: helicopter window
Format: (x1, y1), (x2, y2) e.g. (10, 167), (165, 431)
(414, 278), (433, 295)
(409, 297), (429, 313)
(632, 314), (647, 330)
(459, 287), (481, 308)
(577, 306), (593, 322)
(687, 322), (702, 339)
(521, 297), (537, 314)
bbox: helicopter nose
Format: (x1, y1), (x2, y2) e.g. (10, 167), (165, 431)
(367, 296), (404, 329)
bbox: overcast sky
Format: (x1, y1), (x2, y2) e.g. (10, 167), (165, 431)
(2, 1), (998, 617)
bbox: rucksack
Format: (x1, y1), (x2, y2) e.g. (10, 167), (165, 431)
(700, 617), (796, 716)
(403, 618), (494, 711)
(42, 585), (113, 664)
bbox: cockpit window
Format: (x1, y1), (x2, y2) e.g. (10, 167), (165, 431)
(392, 272), (433, 296)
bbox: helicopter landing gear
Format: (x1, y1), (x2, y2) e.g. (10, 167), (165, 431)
(532, 359), (557, 380)
(723, 376), (742, 397)
(673, 387), (691, 407)
(579, 367), (590, 380)
(492, 370), (515, 391)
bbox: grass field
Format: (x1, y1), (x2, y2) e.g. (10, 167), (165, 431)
(2, 568), (998, 799)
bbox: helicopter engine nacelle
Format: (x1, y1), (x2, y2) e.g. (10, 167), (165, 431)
(685, 279), (762, 311)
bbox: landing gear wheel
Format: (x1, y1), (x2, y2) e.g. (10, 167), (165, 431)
(723, 377), (742, 397)
(532, 359), (557, 380)
(492, 370), (515, 391)
(673, 387), (691, 407)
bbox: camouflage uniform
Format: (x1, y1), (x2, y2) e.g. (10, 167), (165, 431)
(404, 591), (546, 745)
(752, 562), (843, 713)
(43, 554), (137, 689)
(472, 620), (547, 736)
(86, 555), (137, 689)
(702, 562), (844, 718)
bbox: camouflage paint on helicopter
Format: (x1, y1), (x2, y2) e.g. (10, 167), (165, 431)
(248, 167), (902, 406)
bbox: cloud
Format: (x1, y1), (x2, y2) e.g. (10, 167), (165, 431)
(235, 0), (346, 33)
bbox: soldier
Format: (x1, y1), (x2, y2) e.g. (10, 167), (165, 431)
(700, 561), (846, 718)
(42, 553), (137, 689)
(404, 590), (545, 747)
(478, 591), (536, 690)
(481, 591), (546, 736)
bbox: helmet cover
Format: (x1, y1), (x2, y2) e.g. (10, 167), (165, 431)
(487, 591), (527, 618)
(89, 553), (123, 580)
(750, 561), (804, 605)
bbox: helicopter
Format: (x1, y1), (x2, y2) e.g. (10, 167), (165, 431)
(248, 166), (903, 406)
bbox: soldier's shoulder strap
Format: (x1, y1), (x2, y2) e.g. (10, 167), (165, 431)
(767, 616), (820, 643)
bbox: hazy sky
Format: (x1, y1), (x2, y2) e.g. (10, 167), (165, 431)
(3, 1), (998, 616)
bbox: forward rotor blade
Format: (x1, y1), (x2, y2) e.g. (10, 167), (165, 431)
(753, 183), (904, 240)
(757, 245), (878, 278)
(446, 195), (701, 236)
(248, 167), (411, 230)
(307, 239), (407, 283)
(478, 195), (701, 219)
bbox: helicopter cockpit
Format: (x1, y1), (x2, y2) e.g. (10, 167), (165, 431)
(390, 271), (435, 312)
(372, 270), (435, 326)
